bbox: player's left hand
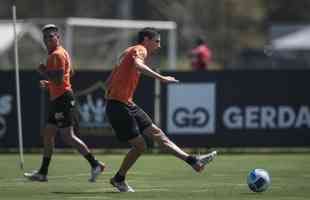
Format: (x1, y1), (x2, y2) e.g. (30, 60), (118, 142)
(39, 80), (49, 89)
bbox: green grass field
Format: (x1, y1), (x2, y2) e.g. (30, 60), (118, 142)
(1, 153), (310, 200)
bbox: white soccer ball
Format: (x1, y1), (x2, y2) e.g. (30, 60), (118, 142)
(247, 168), (271, 192)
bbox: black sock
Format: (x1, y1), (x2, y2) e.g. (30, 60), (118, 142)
(38, 157), (51, 175)
(114, 171), (125, 182)
(186, 155), (198, 166)
(84, 153), (98, 168)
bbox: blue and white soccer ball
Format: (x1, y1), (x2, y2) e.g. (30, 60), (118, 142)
(247, 168), (271, 192)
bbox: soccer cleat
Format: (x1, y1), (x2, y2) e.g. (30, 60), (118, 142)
(191, 150), (217, 173)
(24, 170), (48, 182)
(110, 178), (135, 192)
(89, 161), (106, 182)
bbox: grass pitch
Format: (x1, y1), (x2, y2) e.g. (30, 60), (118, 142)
(0, 153), (309, 200)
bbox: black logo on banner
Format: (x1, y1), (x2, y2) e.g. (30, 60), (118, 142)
(173, 107), (209, 128)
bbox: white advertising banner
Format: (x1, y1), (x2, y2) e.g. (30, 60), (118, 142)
(167, 83), (216, 134)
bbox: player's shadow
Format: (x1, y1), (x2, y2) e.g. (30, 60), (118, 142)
(52, 191), (119, 195)
(240, 192), (264, 196)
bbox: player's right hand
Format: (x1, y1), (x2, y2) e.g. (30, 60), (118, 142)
(161, 76), (179, 83)
(39, 80), (49, 89)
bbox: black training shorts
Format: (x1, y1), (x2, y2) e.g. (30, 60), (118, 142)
(106, 100), (153, 142)
(47, 91), (79, 129)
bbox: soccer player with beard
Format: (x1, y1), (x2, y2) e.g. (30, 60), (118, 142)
(105, 27), (217, 192)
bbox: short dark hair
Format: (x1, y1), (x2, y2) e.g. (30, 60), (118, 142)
(137, 27), (160, 43)
(195, 36), (206, 46)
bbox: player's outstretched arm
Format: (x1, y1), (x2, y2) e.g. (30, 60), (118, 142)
(134, 58), (179, 83)
(160, 76), (179, 83)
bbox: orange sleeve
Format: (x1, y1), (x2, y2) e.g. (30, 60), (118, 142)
(48, 53), (66, 70)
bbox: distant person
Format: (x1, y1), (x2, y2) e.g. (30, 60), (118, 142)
(24, 24), (105, 182)
(105, 27), (217, 192)
(190, 36), (212, 70)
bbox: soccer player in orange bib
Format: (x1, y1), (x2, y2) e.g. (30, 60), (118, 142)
(105, 27), (217, 192)
(24, 24), (105, 182)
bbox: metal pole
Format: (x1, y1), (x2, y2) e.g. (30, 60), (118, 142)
(168, 27), (177, 70)
(12, 2), (24, 170)
(65, 19), (73, 56)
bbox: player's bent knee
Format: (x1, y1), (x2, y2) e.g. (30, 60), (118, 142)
(129, 135), (147, 153)
(133, 142), (147, 153)
(60, 132), (75, 145)
(43, 134), (54, 143)
(132, 140), (147, 153)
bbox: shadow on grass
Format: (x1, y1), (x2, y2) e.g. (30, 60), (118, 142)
(52, 191), (120, 195)
(239, 192), (264, 196)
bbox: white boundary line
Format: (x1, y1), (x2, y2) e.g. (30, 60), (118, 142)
(0, 171), (152, 184)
